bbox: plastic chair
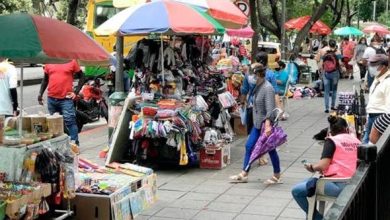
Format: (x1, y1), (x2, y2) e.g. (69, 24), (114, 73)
(307, 177), (351, 220)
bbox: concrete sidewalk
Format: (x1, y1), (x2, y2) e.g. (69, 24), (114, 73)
(79, 77), (361, 220)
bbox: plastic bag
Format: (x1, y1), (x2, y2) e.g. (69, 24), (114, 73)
(239, 108), (246, 125)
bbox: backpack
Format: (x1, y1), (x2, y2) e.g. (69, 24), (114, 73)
(322, 50), (338, 73)
(370, 46), (386, 55)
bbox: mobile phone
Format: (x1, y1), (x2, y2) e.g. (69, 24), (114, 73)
(301, 159), (308, 165)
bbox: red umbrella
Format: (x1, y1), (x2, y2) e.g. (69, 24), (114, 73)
(284, 16), (331, 35)
(226, 26), (254, 38)
(363, 24), (390, 35)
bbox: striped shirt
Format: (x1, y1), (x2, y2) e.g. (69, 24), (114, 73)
(374, 113), (390, 134)
(252, 80), (276, 129)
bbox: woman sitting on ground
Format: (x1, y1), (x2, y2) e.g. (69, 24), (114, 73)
(291, 115), (361, 220)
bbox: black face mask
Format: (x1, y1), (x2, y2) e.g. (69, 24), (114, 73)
(275, 68), (281, 71)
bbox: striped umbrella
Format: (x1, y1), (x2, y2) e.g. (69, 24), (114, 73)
(0, 13), (110, 66)
(95, 1), (225, 36)
(153, 0), (248, 29)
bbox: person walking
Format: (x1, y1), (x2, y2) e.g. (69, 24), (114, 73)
(38, 59), (85, 145)
(231, 63), (282, 184)
(353, 37), (368, 81)
(292, 115), (361, 220)
(340, 37), (356, 79)
(0, 58), (18, 117)
(319, 39), (343, 113)
(362, 34), (386, 91)
(362, 54), (390, 144)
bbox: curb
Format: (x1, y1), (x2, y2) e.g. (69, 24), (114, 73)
(18, 78), (42, 87)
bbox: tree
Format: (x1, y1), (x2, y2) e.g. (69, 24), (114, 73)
(291, 0), (334, 56)
(0, 0), (32, 14)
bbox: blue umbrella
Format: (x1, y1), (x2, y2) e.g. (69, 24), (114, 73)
(334, 26), (363, 36)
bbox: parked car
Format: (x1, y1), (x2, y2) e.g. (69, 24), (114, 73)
(257, 42), (281, 70)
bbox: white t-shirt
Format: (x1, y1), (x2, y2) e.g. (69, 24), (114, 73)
(0, 61), (17, 115)
(362, 47), (376, 60)
(366, 71), (390, 114)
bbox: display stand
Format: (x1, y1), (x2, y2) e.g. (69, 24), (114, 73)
(0, 135), (75, 219)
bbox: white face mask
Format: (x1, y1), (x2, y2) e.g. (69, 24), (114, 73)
(369, 66), (380, 77)
(248, 74), (258, 85)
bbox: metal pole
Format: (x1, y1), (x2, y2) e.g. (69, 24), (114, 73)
(19, 66), (23, 137)
(373, 0), (377, 21)
(387, 0), (389, 19)
(201, 36), (204, 61)
(115, 35), (124, 92)
(161, 35), (165, 87)
(281, 0), (286, 60)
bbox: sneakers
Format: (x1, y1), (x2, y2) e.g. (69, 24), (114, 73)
(331, 107), (337, 111)
(324, 110), (329, 113)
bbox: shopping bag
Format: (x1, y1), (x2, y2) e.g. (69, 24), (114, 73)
(239, 108), (246, 125)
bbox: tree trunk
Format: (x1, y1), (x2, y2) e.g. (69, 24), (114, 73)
(329, 0), (345, 29)
(66, 0), (79, 25)
(250, 0), (259, 60)
(258, 0), (281, 40)
(291, 0), (333, 57)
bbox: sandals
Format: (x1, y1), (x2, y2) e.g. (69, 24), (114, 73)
(258, 157), (268, 166)
(229, 173), (248, 183)
(264, 176), (283, 185)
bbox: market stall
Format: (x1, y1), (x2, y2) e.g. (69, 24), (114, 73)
(96, 0), (248, 168)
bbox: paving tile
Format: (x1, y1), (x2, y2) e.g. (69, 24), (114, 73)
(155, 207), (199, 219)
(250, 197), (291, 207)
(192, 210), (237, 220)
(279, 208), (306, 219)
(206, 201), (247, 213)
(215, 194), (255, 204)
(159, 183), (197, 192)
(169, 199), (209, 209)
(180, 192), (220, 201)
(260, 190), (293, 199)
(242, 205), (284, 216)
(234, 214), (276, 220)
(141, 201), (170, 216)
(225, 187), (262, 196)
(192, 184), (231, 194)
(149, 217), (186, 220)
(157, 190), (187, 202)
(135, 215), (150, 220)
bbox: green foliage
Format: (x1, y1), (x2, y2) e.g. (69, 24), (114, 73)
(0, 0), (32, 14)
(378, 12), (390, 27)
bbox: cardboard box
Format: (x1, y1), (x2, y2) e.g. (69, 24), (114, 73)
(200, 144), (231, 169)
(232, 116), (247, 136)
(71, 193), (112, 220)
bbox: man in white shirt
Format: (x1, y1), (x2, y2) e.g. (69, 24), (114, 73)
(362, 34), (386, 91)
(0, 57), (18, 117)
(363, 54), (390, 144)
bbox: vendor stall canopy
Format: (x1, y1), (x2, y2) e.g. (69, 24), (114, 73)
(0, 13), (110, 66)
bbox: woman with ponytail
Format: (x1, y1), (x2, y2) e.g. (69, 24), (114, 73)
(291, 116), (361, 220)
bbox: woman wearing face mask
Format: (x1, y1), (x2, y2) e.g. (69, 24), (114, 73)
(362, 54), (390, 144)
(230, 63), (282, 184)
(353, 37), (368, 81)
(292, 115), (361, 220)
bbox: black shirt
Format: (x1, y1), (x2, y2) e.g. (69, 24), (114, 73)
(321, 139), (336, 159)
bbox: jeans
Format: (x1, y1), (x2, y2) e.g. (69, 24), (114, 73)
(323, 71), (339, 111)
(363, 114), (382, 144)
(367, 73), (374, 90)
(246, 108), (253, 135)
(48, 97), (79, 144)
(291, 179), (346, 220)
(358, 63), (367, 80)
(243, 127), (281, 173)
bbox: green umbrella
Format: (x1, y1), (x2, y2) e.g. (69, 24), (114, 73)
(334, 26), (363, 36)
